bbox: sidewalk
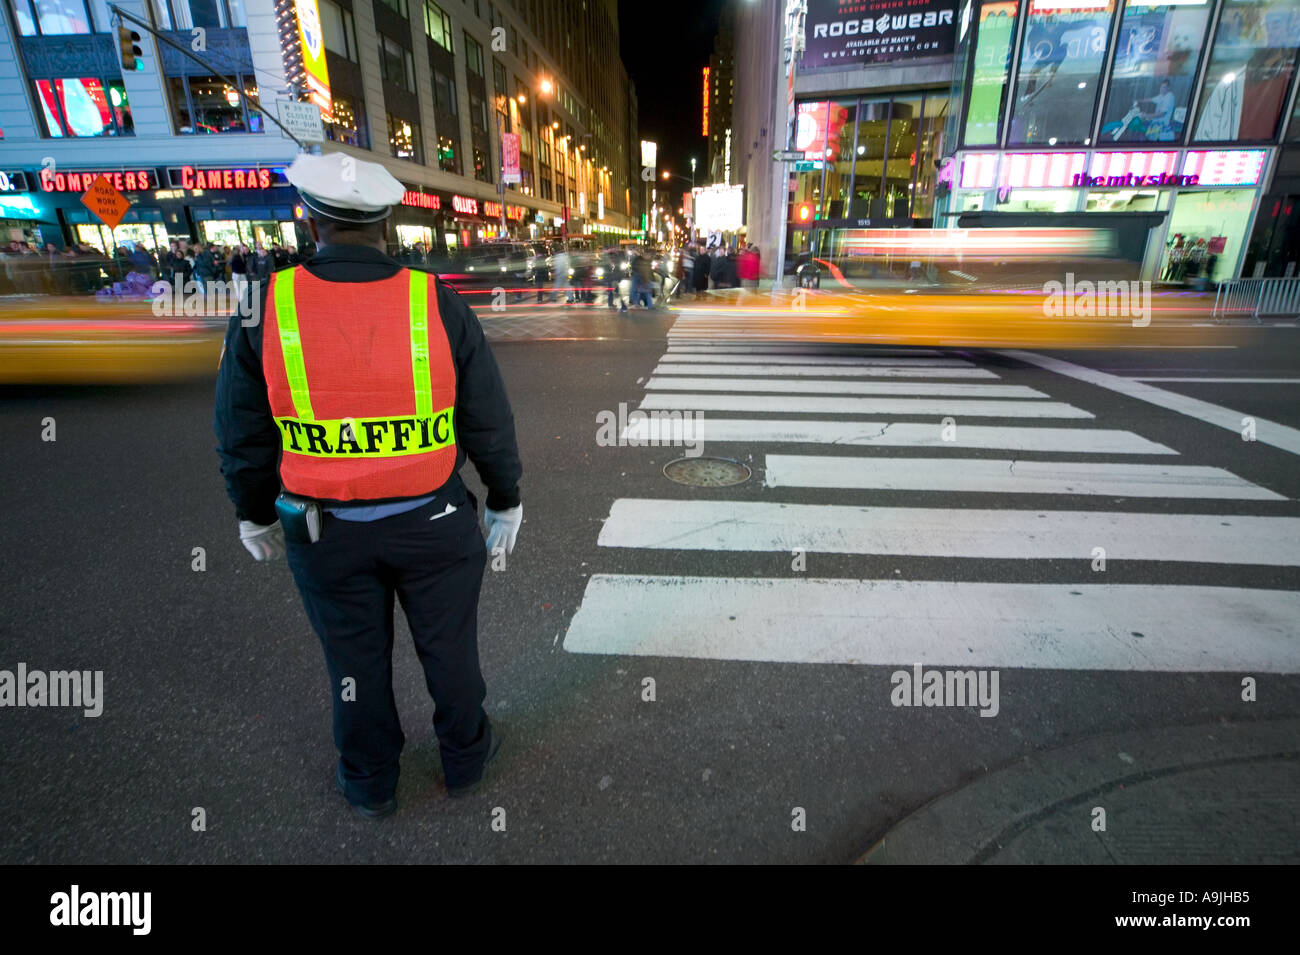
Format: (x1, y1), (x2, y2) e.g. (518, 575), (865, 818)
(857, 718), (1300, 864)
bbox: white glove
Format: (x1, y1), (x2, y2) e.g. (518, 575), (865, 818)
(239, 520), (285, 561)
(484, 504), (522, 555)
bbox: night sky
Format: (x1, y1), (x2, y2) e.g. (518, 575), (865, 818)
(618, 0), (728, 180)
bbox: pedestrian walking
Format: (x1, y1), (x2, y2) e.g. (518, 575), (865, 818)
(551, 243), (572, 303)
(214, 152), (521, 818)
(693, 242), (711, 299)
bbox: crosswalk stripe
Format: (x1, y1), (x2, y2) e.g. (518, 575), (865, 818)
(597, 500), (1300, 565)
(664, 345), (948, 357)
(1004, 350), (1300, 457)
(620, 418), (1176, 454)
(563, 575), (1300, 672)
(661, 353), (974, 367)
(645, 377), (1047, 398)
(764, 454), (1285, 500)
(652, 362), (998, 378)
(640, 394), (1094, 418)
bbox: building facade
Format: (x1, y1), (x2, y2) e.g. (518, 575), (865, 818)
(0, 0), (640, 254)
(706, 0), (734, 186)
(733, 0), (959, 272)
(733, 0), (1300, 282)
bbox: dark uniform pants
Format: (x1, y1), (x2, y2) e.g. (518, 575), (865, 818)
(285, 486), (491, 804)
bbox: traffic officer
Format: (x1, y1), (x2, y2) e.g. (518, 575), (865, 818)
(214, 152), (522, 819)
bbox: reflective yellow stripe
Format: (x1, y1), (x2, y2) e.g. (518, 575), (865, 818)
(275, 409), (455, 457)
(409, 271), (433, 421)
(274, 269), (315, 422)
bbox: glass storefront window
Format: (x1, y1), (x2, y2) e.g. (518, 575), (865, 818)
(1101, 0), (1213, 144)
(885, 96), (924, 219)
(1009, 0), (1117, 146)
(964, 1), (1020, 146)
(913, 94), (950, 219)
(822, 99), (858, 220)
(388, 114), (421, 162)
(1085, 189), (1161, 211)
(994, 188), (1079, 212)
(170, 75), (255, 134)
(473, 146), (492, 183)
(438, 134), (460, 174)
(1161, 189), (1256, 280)
(325, 94), (366, 148)
(1193, 0), (1300, 142)
(34, 79), (132, 138)
(850, 100), (890, 217)
(8, 0), (93, 35)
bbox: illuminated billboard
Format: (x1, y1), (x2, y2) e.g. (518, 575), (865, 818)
(277, 0), (332, 117)
(295, 0), (331, 115)
(692, 183), (743, 232)
(702, 67), (710, 136)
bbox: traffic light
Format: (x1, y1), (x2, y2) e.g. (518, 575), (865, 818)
(795, 202), (813, 224)
(118, 24), (144, 72)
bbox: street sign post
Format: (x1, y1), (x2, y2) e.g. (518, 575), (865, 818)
(772, 149), (803, 162)
(277, 100), (325, 143)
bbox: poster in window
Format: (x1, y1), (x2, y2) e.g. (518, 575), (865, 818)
(803, 0), (958, 66)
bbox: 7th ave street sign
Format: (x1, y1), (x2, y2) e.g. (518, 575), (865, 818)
(772, 149), (804, 162)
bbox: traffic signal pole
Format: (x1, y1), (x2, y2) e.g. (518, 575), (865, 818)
(108, 4), (308, 150)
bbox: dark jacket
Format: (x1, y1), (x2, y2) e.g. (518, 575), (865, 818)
(214, 244), (522, 525)
(693, 252), (712, 289)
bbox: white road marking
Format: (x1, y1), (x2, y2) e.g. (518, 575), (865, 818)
(1128, 377), (1300, 384)
(620, 418), (1176, 454)
(763, 454), (1284, 500)
(662, 353), (973, 367)
(1004, 350), (1300, 456)
(653, 362), (999, 379)
(598, 500), (1300, 565)
(563, 576), (1300, 672)
(645, 377), (1046, 398)
(640, 394), (1094, 418)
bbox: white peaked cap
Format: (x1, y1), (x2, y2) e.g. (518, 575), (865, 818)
(285, 151), (405, 223)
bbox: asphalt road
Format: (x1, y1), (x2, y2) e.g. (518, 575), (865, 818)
(1, 302), (1297, 863)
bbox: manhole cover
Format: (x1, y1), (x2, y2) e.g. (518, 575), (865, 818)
(663, 456), (751, 487)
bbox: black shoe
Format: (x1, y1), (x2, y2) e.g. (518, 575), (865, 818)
(336, 763), (397, 819)
(447, 727), (502, 799)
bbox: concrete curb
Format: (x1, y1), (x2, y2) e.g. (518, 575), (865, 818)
(857, 718), (1300, 864)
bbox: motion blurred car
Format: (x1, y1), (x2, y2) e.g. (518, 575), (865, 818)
(435, 241), (532, 301)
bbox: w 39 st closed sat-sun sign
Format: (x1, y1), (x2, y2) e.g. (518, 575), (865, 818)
(803, 0), (958, 66)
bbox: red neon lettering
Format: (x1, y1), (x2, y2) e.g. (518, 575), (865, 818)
(259, 169), (271, 189)
(234, 170), (246, 189)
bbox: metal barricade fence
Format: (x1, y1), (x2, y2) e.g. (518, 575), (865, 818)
(1213, 278), (1300, 322)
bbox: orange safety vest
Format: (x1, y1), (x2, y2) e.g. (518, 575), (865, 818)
(262, 266), (458, 502)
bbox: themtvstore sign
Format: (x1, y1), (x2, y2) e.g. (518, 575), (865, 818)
(804, 0), (957, 65)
